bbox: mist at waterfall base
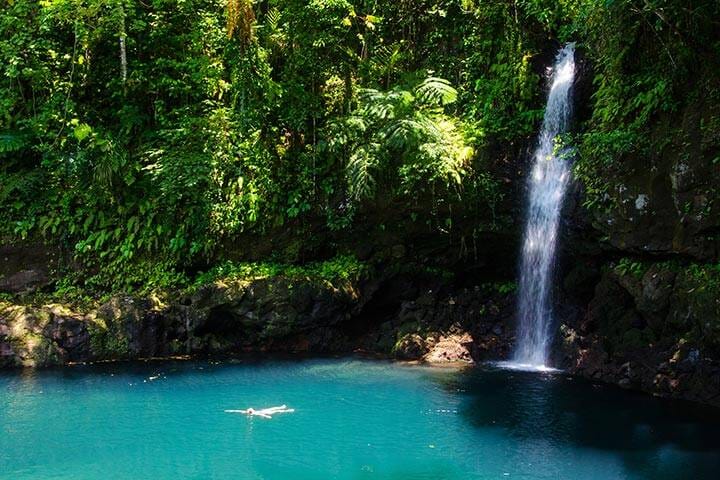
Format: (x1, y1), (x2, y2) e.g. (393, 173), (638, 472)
(501, 43), (576, 372)
(2, 358), (720, 479)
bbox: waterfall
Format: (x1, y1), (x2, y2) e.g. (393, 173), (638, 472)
(511, 43), (576, 370)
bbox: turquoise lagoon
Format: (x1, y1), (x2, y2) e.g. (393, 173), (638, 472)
(1, 358), (719, 479)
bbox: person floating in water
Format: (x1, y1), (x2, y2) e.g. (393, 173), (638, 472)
(224, 405), (294, 419)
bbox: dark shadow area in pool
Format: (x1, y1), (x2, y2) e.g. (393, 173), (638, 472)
(436, 366), (720, 479)
(0, 355), (396, 393)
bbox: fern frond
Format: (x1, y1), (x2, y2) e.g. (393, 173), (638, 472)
(358, 88), (384, 105)
(382, 113), (444, 150)
(417, 117), (473, 187)
(382, 118), (423, 150)
(415, 77), (457, 106)
(370, 44), (403, 78)
(347, 144), (379, 201)
(0, 132), (28, 154)
(264, 7), (280, 31)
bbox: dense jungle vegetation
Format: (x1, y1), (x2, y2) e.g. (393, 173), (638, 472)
(1, 0), (719, 292)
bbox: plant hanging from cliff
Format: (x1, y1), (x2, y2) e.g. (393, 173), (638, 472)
(227, 0), (256, 46)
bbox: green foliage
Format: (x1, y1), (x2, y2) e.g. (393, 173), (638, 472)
(327, 76), (474, 202)
(614, 258), (646, 278)
(0, 0), (521, 289)
(491, 281), (518, 295)
(572, 0), (720, 211)
(191, 254), (367, 290)
(2, 0), (718, 292)
(0, 132), (27, 153)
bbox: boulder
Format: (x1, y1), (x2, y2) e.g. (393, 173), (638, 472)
(423, 332), (474, 364)
(393, 333), (428, 359)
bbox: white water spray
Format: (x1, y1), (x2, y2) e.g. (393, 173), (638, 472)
(509, 43), (576, 371)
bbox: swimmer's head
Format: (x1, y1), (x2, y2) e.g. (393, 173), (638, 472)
(247, 408), (255, 414)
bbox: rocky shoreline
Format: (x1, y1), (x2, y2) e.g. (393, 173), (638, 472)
(560, 263), (720, 406)
(2, 262), (719, 408)
(0, 272), (514, 368)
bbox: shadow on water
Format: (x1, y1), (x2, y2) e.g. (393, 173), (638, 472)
(432, 365), (720, 478)
(0, 354), (343, 382)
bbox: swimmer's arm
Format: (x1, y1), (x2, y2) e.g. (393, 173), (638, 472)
(224, 409), (248, 414)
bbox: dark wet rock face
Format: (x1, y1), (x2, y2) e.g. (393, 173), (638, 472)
(637, 264), (676, 315)
(185, 276), (360, 353)
(584, 98), (720, 261)
(0, 269), (49, 294)
(559, 262), (720, 407)
(357, 284), (515, 364)
(0, 304), (89, 367)
(552, 86), (720, 406)
(0, 243), (60, 294)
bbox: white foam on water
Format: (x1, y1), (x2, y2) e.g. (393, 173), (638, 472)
(491, 361), (562, 374)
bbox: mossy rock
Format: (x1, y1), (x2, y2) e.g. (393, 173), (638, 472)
(87, 317), (131, 360)
(669, 265), (720, 354)
(619, 328), (648, 352)
(392, 333), (428, 359)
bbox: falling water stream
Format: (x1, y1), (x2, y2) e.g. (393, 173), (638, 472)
(509, 43), (576, 370)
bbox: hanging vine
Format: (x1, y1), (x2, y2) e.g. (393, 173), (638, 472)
(119, 7), (127, 84)
(227, 0), (256, 47)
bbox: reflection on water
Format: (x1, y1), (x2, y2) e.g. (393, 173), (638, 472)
(1, 358), (719, 480)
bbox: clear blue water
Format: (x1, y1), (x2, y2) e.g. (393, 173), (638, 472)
(1, 358), (719, 479)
